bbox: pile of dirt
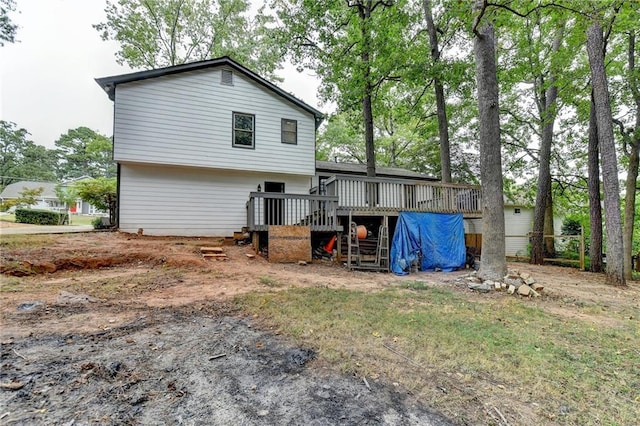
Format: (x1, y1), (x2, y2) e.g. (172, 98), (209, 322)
(0, 233), (212, 276)
(1, 309), (451, 425)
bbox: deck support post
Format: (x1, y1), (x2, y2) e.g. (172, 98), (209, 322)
(347, 211), (353, 270)
(252, 231), (260, 254)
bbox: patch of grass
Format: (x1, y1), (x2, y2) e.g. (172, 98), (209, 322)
(398, 280), (430, 291)
(0, 234), (56, 249)
(0, 213), (98, 226)
(3, 270), (186, 300)
(234, 286), (640, 425)
(0, 213), (16, 222)
(69, 215), (101, 226)
(259, 276), (283, 288)
(0, 276), (24, 292)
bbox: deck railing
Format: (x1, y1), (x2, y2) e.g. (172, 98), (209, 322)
(324, 175), (482, 215)
(247, 192), (340, 232)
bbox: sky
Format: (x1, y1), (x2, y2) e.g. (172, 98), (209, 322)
(0, 0), (322, 149)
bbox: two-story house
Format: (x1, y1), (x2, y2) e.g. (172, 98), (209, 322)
(97, 57), (482, 271)
(96, 57), (323, 237)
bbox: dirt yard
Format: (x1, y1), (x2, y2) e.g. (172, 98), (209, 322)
(1, 231), (638, 425)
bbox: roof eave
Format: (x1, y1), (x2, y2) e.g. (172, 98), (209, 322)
(95, 56), (324, 123)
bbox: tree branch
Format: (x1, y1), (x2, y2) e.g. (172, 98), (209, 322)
(142, 0), (172, 64)
(472, 0), (488, 37)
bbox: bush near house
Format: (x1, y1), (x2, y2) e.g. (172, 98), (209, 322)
(91, 216), (112, 230)
(15, 208), (68, 225)
(0, 199), (17, 212)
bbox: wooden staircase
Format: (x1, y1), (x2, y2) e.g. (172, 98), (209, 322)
(201, 246), (228, 261)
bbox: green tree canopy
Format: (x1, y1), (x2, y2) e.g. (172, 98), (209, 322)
(73, 177), (117, 223)
(55, 127), (116, 180)
(0, 0), (17, 46)
(95, 0), (283, 80)
(1, 121), (57, 188)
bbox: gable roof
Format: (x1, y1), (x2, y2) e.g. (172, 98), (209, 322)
(316, 160), (438, 181)
(95, 56), (324, 126)
(0, 181), (60, 199)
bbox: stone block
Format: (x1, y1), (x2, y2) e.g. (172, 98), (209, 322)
(517, 284), (532, 296)
(531, 283), (544, 292)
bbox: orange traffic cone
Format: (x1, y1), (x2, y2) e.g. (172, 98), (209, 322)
(324, 235), (337, 253)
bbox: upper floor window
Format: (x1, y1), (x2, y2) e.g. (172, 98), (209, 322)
(514, 208), (521, 214)
(221, 69), (233, 85)
(233, 112), (255, 148)
(281, 118), (297, 144)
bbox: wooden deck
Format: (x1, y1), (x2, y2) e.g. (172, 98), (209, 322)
(246, 192), (340, 232)
(325, 175), (482, 217)
(246, 176), (482, 232)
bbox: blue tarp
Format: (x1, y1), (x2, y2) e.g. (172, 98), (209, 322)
(391, 212), (466, 275)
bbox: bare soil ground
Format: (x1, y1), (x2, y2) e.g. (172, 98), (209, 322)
(1, 232), (638, 425)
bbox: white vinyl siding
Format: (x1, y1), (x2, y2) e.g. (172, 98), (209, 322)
(119, 163), (311, 237)
(465, 211), (531, 256)
(465, 209), (563, 257)
(504, 207), (534, 256)
(113, 68), (316, 175)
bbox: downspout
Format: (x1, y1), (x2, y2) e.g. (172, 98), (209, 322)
(112, 89), (120, 229)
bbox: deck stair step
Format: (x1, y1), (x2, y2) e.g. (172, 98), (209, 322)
(201, 246), (227, 260)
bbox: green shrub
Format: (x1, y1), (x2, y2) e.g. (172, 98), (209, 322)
(15, 208), (68, 225)
(0, 199), (16, 212)
(91, 216), (112, 229)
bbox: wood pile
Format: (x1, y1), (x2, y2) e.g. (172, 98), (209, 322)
(464, 270), (544, 297)
(200, 246), (227, 261)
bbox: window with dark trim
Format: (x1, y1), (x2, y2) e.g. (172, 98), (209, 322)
(514, 208), (521, 214)
(281, 118), (297, 144)
(233, 112), (255, 148)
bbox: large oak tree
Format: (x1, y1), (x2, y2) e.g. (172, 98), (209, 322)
(473, 0), (506, 281)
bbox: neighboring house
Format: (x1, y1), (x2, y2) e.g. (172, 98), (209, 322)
(63, 176), (105, 215)
(0, 180), (103, 215)
(96, 56), (323, 237)
(465, 203), (564, 257)
(0, 181), (66, 211)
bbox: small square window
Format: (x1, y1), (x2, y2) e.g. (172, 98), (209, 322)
(514, 208), (521, 214)
(233, 112), (255, 148)
(221, 69), (233, 85)
(281, 118), (297, 144)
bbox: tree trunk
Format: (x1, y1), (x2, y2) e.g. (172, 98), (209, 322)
(423, 0), (451, 183)
(544, 184), (555, 256)
(623, 31), (640, 280)
(624, 134), (639, 279)
(531, 28), (562, 264)
(473, 1), (507, 281)
(359, 1), (376, 179)
(586, 22), (626, 286)
(363, 88), (375, 178)
(588, 96), (604, 272)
